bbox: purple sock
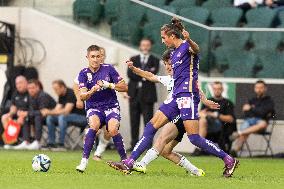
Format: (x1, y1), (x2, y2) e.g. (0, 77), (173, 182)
(82, 129), (96, 159)
(125, 122), (157, 168)
(188, 134), (227, 159)
(112, 133), (127, 161)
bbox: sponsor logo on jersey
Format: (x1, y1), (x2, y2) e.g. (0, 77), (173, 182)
(87, 73), (92, 82)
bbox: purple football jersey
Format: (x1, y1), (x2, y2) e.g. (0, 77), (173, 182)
(170, 41), (199, 95)
(78, 64), (123, 110)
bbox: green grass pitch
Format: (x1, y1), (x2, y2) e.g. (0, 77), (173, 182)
(0, 150), (283, 189)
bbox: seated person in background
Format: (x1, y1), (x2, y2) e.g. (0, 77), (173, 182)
(25, 79), (57, 150)
(234, 0), (264, 11)
(195, 81), (235, 154)
(230, 80), (275, 156)
(265, 0), (284, 8)
(45, 80), (87, 150)
(1, 76), (29, 149)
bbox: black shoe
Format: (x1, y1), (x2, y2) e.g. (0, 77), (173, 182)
(52, 143), (67, 152)
(41, 143), (56, 150)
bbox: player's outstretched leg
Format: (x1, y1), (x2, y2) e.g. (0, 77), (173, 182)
(76, 128), (96, 172)
(76, 115), (100, 173)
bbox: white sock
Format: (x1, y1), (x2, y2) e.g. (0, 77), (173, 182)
(140, 147), (159, 166)
(94, 133), (110, 157)
(177, 155), (198, 174)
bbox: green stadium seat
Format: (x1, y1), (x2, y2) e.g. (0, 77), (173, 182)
(223, 51), (256, 77)
(253, 50), (284, 78)
(146, 8), (172, 24)
(245, 7), (277, 27)
(104, 0), (118, 23)
(170, 0), (197, 12)
(202, 0), (232, 11)
(251, 32), (282, 50)
(179, 7), (209, 24)
(220, 31), (249, 50)
(162, 6), (177, 14)
(73, 0), (102, 24)
(143, 23), (162, 41)
(143, 0), (166, 7)
(211, 7), (243, 27)
(278, 11), (284, 25)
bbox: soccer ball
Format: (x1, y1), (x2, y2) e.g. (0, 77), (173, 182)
(32, 154), (51, 172)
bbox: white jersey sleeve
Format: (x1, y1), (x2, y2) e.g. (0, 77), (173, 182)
(157, 75), (174, 93)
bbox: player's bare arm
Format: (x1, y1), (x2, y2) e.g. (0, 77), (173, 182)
(80, 85), (101, 101)
(182, 29), (200, 54)
(126, 60), (159, 83)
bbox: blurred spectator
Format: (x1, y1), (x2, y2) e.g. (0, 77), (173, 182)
(196, 81), (236, 154)
(126, 38), (160, 150)
(44, 80), (87, 151)
(265, 0), (284, 8)
(234, 0), (264, 11)
(25, 79), (56, 150)
(1, 76), (29, 149)
(230, 80), (275, 156)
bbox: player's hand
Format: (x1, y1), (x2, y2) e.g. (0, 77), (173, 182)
(243, 104), (251, 111)
(182, 29), (190, 40)
(202, 99), (220, 110)
(98, 80), (115, 89)
(76, 100), (84, 109)
(126, 60), (134, 70)
(91, 84), (101, 93)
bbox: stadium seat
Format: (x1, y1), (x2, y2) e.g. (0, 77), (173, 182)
(104, 0), (119, 23)
(202, 0), (232, 11)
(162, 6), (177, 14)
(255, 51), (284, 78)
(211, 7), (243, 27)
(245, 7), (277, 27)
(179, 7), (209, 24)
(278, 11), (284, 25)
(143, 0), (166, 7)
(251, 32), (282, 50)
(220, 31), (250, 50)
(169, 0), (197, 12)
(143, 23), (162, 41)
(73, 0), (102, 24)
(223, 50), (256, 77)
(111, 20), (142, 44)
(145, 8), (172, 25)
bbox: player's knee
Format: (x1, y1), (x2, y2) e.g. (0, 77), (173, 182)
(108, 127), (118, 136)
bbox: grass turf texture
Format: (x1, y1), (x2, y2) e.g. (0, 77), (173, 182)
(0, 150), (283, 189)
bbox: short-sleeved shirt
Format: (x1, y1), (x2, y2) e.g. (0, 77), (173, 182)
(201, 97), (235, 124)
(170, 41), (199, 95)
(157, 75), (174, 104)
(29, 90), (56, 111)
(78, 64), (123, 110)
(11, 91), (29, 111)
(58, 88), (85, 115)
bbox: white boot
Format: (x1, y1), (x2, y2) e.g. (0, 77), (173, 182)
(76, 158), (88, 173)
(3, 144), (13, 150)
(14, 141), (29, 150)
(26, 140), (40, 150)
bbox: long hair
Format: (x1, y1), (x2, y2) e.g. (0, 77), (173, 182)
(161, 17), (185, 38)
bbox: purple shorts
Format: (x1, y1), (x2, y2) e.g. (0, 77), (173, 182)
(159, 92), (200, 121)
(86, 106), (121, 129)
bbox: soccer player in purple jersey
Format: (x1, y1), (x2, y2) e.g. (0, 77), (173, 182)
(76, 45), (127, 172)
(108, 18), (239, 177)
